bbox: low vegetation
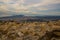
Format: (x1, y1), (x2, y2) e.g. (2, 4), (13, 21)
(0, 20), (60, 40)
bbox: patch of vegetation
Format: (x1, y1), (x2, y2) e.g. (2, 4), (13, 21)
(0, 20), (60, 40)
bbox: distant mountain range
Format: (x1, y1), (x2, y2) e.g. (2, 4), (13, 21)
(0, 15), (24, 20)
(0, 15), (60, 21)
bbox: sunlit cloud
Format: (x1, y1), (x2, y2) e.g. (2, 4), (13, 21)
(36, 7), (48, 10)
(0, 0), (60, 16)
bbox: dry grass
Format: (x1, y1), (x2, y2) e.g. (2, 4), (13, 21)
(0, 20), (60, 40)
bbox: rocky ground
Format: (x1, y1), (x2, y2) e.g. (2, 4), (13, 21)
(0, 20), (60, 40)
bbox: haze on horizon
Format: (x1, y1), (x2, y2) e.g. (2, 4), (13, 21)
(0, 0), (60, 17)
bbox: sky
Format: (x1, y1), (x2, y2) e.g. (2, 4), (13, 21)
(0, 0), (60, 17)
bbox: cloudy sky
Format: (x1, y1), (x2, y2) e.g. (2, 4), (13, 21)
(0, 0), (60, 17)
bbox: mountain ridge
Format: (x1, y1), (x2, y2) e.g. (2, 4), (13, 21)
(0, 15), (60, 21)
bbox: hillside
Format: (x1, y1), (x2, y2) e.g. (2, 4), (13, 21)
(0, 20), (60, 40)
